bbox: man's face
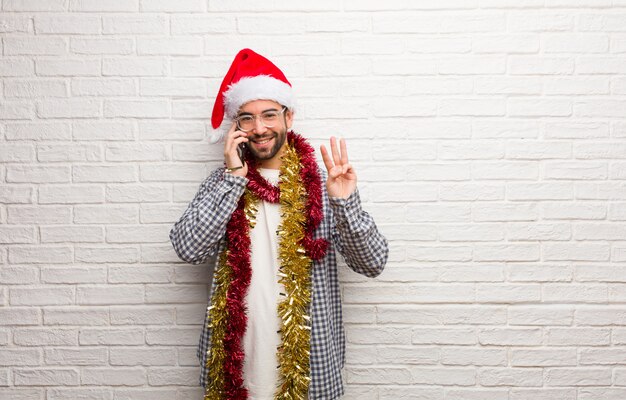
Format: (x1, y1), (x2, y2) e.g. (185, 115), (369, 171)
(237, 99), (293, 163)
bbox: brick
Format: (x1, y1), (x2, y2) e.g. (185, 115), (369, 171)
(440, 141), (505, 160)
(6, 122), (71, 141)
(0, 226), (36, 244)
(0, 15), (30, 33)
(81, 368), (145, 386)
(579, 348), (626, 365)
(4, 80), (67, 98)
(545, 368), (611, 386)
(479, 368), (543, 387)
(8, 205), (71, 224)
(103, 58), (166, 76)
(104, 100), (169, 118)
(0, 349), (41, 366)
(447, 389), (509, 400)
(147, 367), (198, 386)
(75, 246), (139, 264)
(377, 345), (438, 365)
(0, 388), (43, 399)
(476, 283), (541, 302)
(0, 186), (33, 204)
(9, 246), (73, 264)
(110, 307), (174, 325)
(345, 284), (475, 304)
(0, 308), (40, 325)
(73, 121), (135, 141)
(44, 307), (109, 326)
(37, 99), (100, 118)
(0, 266), (38, 284)
(547, 327), (610, 345)
(139, 121), (204, 141)
(73, 165), (137, 183)
(10, 287), (74, 306)
(76, 285), (143, 305)
(475, 244), (540, 262)
(439, 183), (504, 201)
(105, 184), (170, 203)
(114, 389), (178, 400)
(509, 56), (574, 74)
(379, 305), (505, 325)
(479, 328), (542, 346)
(171, 16), (235, 34)
(48, 388), (113, 400)
(546, 122), (608, 139)
(34, 15), (100, 34)
(412, 328), (476, 345)
(14, 368), (79, 386)
(441, 347), (507, 367)
(70, 0), (138, 11)
(137, 38), (203, 56)
(0, 59), (34, 77)
(74, 205), (137, 224)
(545, 243), (610, 261)
(105, 143), (169, 162)
(110, 348), (176, 366)
(542, 202), (606, 220)
(409, 76), (472, 95)
(4, 37), (67, 56)
(41, 266), (107, 283)
(14, 328), (78, 346)
(102, 15), (167, 34)
(139, 164), (207, 183)
(39, 185), (104, 204)
(45, 348), (107, 366)
(146, 327), (198, 345)
(507, 222), (571, 240)
(346, 367), (411, 384)
(40, 226), (104, 244)
(171, 100), (211, 118)
(145, 285), (208, 304)
(578, 389), (626, 400)
(508, 306), (573, 325)
(79, 328), (144, 345)
(108, 264), (171, 283)
(72, 78), (135, 96)
(0, 101), (35, 119)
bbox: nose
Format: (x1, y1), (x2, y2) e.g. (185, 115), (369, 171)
(252, 116), (267, 133)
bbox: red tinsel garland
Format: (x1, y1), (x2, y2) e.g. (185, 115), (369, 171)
(220, 131), (327, 398)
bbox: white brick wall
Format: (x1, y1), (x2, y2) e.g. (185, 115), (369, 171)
(2, 1), (626, 399)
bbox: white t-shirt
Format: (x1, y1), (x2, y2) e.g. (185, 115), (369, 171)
(243, 168), (283, 399)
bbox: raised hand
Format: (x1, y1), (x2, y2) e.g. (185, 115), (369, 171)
(320, 136), (357, 199)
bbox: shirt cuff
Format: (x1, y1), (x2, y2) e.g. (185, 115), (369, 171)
(329, 189), (362, 228)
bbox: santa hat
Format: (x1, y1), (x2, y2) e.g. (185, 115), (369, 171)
(210, 48), (295, 143)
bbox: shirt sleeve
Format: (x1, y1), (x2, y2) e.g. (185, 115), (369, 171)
(329, 189), (389, 278)
(169, 168), (248, 264)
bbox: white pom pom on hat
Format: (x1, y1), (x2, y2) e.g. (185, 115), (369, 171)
(210, 49), (295, 144)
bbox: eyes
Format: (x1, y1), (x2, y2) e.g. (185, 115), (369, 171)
(237, 111), (280, 125)
(235, 107), (287, 132)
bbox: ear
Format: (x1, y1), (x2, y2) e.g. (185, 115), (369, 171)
(285, 108), (294, 129)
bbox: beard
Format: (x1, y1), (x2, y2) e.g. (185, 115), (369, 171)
(245, 127), (287, 162)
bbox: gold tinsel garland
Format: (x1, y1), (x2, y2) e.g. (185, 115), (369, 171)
(205, 249), (230, 400)
(275, 144), (312, 399)
(205, 144), (313, 400)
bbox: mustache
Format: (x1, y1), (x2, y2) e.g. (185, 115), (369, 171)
(249, 133), (277, 142)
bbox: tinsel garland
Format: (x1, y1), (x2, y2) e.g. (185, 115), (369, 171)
(205, 131), (325, 400)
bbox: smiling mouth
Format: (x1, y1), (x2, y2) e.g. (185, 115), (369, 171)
(251, 136), (274, 145)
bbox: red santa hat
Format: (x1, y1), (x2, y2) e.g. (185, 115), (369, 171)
(210, 48), (295, 143)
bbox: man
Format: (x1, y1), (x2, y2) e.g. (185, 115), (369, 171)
(169, 48), (388, 400)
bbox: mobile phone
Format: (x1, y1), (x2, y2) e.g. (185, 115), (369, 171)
(237, 142), (246, 164)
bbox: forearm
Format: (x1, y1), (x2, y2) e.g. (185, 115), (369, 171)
(169, 170), (248, 264)
(330, 189), (389, 277)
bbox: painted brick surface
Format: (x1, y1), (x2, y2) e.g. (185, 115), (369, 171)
(2, 2), (626, 399)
